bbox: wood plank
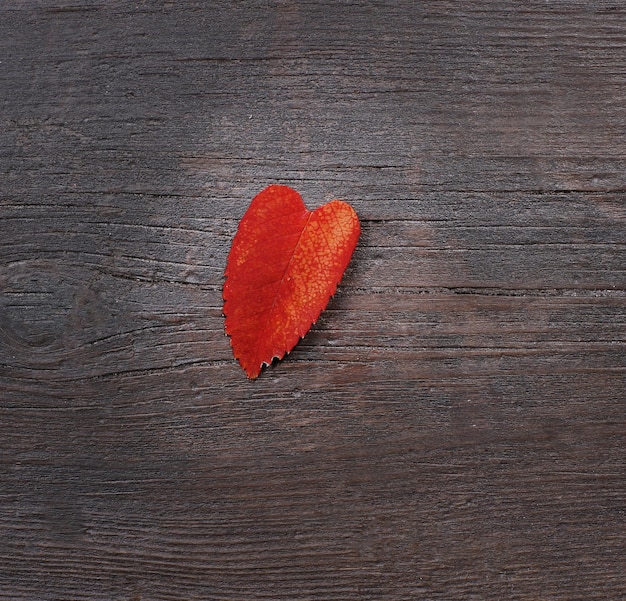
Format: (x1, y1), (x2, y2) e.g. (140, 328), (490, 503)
(1, 1), (625, 600)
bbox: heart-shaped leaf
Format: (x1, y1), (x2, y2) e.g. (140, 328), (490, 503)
(223, 185), (360, 378)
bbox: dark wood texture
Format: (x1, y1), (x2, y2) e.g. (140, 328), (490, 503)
(1, 1), (625, 599)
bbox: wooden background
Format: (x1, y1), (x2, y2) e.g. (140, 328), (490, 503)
(1, 1), (624, 599)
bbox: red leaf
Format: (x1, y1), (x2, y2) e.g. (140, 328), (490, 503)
(223, 185), (361, 378)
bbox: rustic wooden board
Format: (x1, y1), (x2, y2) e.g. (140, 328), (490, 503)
(1, 1), (625, 599)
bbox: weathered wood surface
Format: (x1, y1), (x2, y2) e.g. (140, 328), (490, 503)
(1, 1), (625, 599)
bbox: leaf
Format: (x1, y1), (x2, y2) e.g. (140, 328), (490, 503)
(223, 184), (361, 378)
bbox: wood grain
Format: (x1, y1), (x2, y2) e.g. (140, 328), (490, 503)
(1, 1), (624, 599)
